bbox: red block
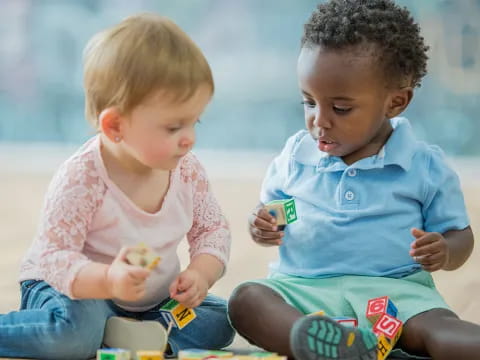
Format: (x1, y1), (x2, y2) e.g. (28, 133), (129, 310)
(372, 313), (403, 343)
(366, 296), (398, 324)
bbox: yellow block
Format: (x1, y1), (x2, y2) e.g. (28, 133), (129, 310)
(377, 334), (393, 360)
(126, 243), (161, 270)
(172, 303), (197, 329)
(137, 350), (163, 360)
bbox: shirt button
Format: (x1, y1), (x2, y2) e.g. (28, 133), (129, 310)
(345, 191), (355, 201)
(347, 169), (357, 177)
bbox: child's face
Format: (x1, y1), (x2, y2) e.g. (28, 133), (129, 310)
(120, 85), (211, 170)
(297, 45), (395, 164)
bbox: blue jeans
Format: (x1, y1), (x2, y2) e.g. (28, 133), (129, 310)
(0, 280), (235, 360)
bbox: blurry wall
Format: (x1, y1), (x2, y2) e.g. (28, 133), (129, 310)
(0, 0), (479, 154)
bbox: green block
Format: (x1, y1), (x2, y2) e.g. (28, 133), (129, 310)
(267, 199), (297, 224)
(99, 354), (116, 360)
(160, 298), (178, 311)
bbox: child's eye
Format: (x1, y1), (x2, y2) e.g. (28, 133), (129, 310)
(301, 100), (316, 109)
(167, 127), (181, 133)
(333, 105), (351, 114)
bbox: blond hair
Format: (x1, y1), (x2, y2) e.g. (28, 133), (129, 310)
(83, 13), (214, 128)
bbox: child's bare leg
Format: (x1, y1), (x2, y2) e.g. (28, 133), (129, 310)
(228, 283), (303, 357)
(400, 308), (480, 360)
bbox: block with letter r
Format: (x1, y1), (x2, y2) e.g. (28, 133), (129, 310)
(265, 198), (298, 230)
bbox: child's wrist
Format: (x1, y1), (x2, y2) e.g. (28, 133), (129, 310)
(103, 265), (114, 299)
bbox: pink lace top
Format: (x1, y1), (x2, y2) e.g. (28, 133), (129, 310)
(19, 136), (231, 311)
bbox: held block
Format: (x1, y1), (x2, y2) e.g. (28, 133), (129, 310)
(159, 299), (196, 329)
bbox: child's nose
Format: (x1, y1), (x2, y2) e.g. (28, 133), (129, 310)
(313, 109), (332, 129)
(179, 130), (195, 149)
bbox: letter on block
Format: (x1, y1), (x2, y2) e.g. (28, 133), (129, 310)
(366, 296), (398, 324)
(97, 348), (131, 360)
(160, 299), (196, 329)
(372, 313), (403, 344)
(264, 199), (298, 229)
(377, 334), (393, 360)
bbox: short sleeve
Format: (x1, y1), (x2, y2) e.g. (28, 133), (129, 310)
(260, 131), (304, 204)
(181, 154), (231, 269)
(422, 146), (470, 233)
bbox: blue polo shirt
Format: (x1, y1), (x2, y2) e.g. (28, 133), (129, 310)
(261, 117), (470, 278)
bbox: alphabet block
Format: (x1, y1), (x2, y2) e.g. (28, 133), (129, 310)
(376, 333), (393, 360)
(265, 199), (297, 229)
(366, 296), (398, 324)
(137, 350), (164, 360)
(159, 299), (196, 329)
(97, 348), (131, 360)
(372, 313), (403, 344)
(126, 243), (161, 270)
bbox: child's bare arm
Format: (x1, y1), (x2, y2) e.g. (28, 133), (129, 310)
(410, 226), (474, 272)
(441, 226), (474, 270)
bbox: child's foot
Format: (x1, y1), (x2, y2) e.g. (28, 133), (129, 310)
(103, 316), (168, 354)
(290, 315), (377, 360)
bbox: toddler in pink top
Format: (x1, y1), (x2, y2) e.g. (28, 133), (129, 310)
(0, 13), (234, 359)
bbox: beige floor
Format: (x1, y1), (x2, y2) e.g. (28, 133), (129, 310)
(0, 156), (479, 359)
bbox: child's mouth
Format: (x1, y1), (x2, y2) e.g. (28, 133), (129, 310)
(318, 140), (339, 152)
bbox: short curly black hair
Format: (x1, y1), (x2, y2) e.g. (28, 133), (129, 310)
(302, 0), (429, 87)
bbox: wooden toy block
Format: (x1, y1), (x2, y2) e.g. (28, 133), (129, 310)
(366, 296), (398, 324)
(308, 310), (326, 316)
(265, 199), (298, 229)
(159, 299), (196, 329)
(97, 348), (131, 360)
(178, 349), (234, 359)
(372, 313), (403, 344)
(247, 352), (287, 359)
(376, 333), (393, 360)
(126, 243), (161, 270)
(137, 350), (164, 360)
(331, 316), (358, 327)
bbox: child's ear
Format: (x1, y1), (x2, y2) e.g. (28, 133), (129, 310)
(99, 107), (124, 143)
(386, 86), (413, 118)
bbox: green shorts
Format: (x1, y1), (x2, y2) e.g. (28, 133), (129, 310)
(248, 271), (449, 359)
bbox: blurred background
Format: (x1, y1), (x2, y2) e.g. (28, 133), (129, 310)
(0, 0), (479, 332)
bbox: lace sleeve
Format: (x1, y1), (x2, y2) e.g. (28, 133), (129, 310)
(34, 153), (106, 297)
(181, 154), (231, 269)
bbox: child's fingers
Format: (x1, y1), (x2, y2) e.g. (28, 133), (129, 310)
(410, 242), (441, 257)
(116, 246), (133, 262)
(128, 267), (150, 281)
(421, 263), (442, 272)
(251, 226), (284, 240)
(250, 214), (278, 231)
(169, 277), (180, 297)
(173, 285), (197, 304)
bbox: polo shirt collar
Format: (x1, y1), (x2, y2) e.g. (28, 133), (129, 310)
(293, 117), (416, 172)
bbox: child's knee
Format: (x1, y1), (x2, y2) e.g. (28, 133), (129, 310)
(228, 283), (269, 323)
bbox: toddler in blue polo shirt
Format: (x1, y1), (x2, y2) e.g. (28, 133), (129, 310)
(228, 1), (478, 360)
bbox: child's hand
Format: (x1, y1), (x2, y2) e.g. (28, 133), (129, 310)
(169, 269), (208, 308)
(106, 246), (151, 301)
(409, 228), (449, 272)
(248, 205), (284, 246)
